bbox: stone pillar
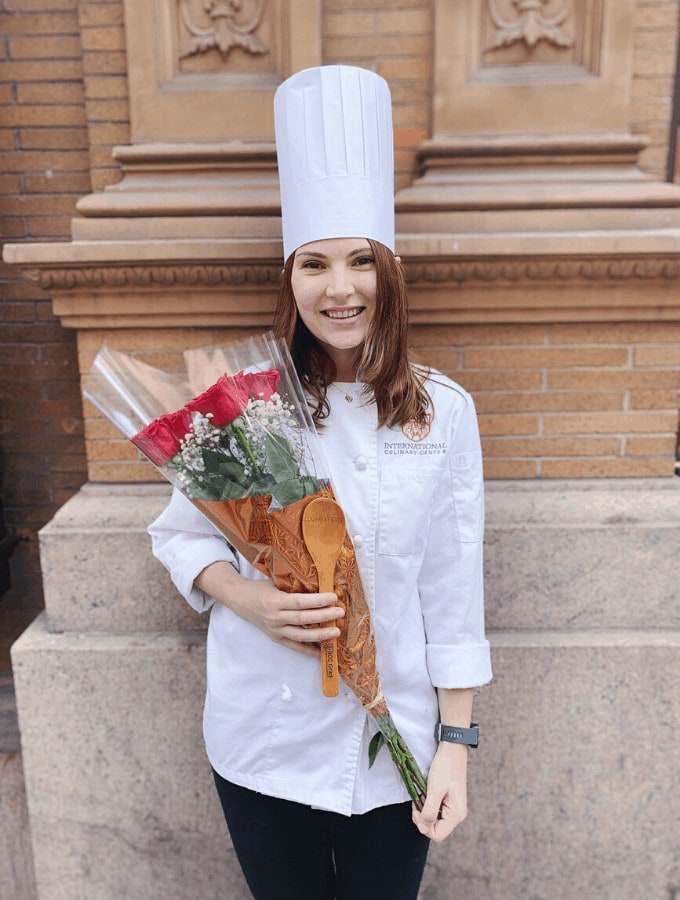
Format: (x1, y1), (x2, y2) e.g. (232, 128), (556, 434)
(397, 0), (680, 222)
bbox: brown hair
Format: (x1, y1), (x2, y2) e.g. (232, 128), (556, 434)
(272, 239), (430, 428)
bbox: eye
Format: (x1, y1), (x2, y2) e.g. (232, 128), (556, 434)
(300, 260), (324, 270)
(353, 255), (375, 267)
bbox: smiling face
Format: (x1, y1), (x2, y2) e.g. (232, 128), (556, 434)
(290, 237), (377, 381)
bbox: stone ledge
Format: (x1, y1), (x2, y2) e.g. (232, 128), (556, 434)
(37, 478), (680, 634)
(38, 484), (200, 635)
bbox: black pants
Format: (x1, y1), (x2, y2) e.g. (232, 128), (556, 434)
(212, 771), (430, 900)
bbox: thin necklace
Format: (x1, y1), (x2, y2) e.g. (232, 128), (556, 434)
(328, 383), (354, 403)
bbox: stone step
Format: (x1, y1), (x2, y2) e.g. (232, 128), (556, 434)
(0, 674), (37, 900)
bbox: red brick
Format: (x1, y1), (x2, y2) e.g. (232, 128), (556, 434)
(80, 50), (127, 75)
(628, 389), (679, 410)
(543, 412), (678, 435)
(475, 391), (625, 415)
(0, 129), (18, 150)
(17, 81), (85, 104)
(0, 12), (78, 34)
(78, 5), (124, 27)
(9, 35), (82, 59)
(482, 437), (623, 458)
(23, 170), (90, 193)
(3, 0), (78, 11)
(484, 459), (538, 479)
(325, 34), (430, 58)
(0, 148), (90, 172)
(82, 74), (127, 100)
(541, 457), (673, 478)
(79, 26), (126, 53)
(84, 98), (128, 121)
(627, 435), (677, 456)
(7, 105), (86, 127)
(0, 59), (83, 81)
(20, 126), (89, 150)
(464, 346), (630, 369)
(478, 414), (539, 436)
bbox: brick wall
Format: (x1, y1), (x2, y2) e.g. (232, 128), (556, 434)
(76, 320), (680, 484)
(412, 323), (679, 478)
(0, 0), (90, 668)
(632, 0), (680, 177)
(322, 0), (432, 192)
(77, 0), (129, 191)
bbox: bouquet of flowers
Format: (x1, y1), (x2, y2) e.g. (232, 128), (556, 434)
(84, 331), (428, 808)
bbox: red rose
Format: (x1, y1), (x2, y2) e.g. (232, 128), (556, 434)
(131, 407), (191, 467)
(244, 368), (280, 401)
(185, 375), (248, 427)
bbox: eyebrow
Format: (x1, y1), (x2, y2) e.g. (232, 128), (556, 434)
(297, 246), (372, 260)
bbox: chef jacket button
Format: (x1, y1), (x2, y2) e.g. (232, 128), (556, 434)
(355, 455), (367, 470)
(352, 534), (364, 549)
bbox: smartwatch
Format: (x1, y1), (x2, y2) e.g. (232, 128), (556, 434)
(434, 722), (479, 748)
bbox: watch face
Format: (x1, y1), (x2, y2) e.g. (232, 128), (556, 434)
(435, 723), (479, 747)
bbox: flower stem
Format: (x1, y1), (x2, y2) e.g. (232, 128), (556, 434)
(374, 714), (427, 811)
(231, 422), (262, 475)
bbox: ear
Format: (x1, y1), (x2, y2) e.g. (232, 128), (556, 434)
(394, 255), (402, 265)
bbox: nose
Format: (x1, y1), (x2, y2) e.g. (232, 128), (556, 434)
(325, 264), (354, 301)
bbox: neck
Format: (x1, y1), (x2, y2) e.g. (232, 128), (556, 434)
(327, 347), (360, 382)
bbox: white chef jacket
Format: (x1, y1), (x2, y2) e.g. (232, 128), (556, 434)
(148, 371), (492, 816)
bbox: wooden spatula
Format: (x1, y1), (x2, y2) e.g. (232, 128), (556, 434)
(302, 497), (346, 698)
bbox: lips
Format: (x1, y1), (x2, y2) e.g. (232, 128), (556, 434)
(322, 307), (364, 320)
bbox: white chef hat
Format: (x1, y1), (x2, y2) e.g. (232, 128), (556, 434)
(274, 65), (395, 261)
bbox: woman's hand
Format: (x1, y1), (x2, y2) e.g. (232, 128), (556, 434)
(412, 741), (468, 842)
(195, 560), (344, 657)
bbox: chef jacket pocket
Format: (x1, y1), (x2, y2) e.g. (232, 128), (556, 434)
(451, 450), (484, 542)
(378, 467), (440, 556)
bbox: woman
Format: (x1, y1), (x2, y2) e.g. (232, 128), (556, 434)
(149, 66), (491, 899)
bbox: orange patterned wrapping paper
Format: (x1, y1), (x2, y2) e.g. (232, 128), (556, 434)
(194, 484), (389, 719)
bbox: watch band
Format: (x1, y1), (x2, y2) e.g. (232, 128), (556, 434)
(434, 722), (479, 748)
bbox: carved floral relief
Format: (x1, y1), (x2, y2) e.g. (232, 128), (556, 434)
(486, 0), (574, 50)
(478, 0), (602, 81)
(178, 0), (269, 67)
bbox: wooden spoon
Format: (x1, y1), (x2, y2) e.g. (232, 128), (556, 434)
(302, 497), (346, 698)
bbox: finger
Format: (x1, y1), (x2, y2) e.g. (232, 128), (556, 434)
(294, 606), (345, 627)
(280, 623), (341, 644)
(288, 592), (343, 612)
(417, 795), (442, 831)
(277, 638), (320, 658)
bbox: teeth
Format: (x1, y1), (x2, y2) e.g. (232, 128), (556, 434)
(325, 308), (362, 319)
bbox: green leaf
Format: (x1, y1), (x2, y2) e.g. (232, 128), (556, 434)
(300, 475), (322, 498)
(264, 433), (299, 481)
(219, 479), (248, 501)
(368, 732), (385, 768)
(201, 448), (247, 484)
(269, 477), (307, 506)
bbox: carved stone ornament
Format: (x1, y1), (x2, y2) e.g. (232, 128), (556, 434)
(19, 257), (680, 293)
(21, 264), (283, 290)
(486, 0), (575, 50)
(405, 257), (680, 284)
(179, 0), (268, 60)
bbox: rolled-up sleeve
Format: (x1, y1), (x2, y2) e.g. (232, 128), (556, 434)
(148, 488), (239, 613)
(419, 392), (492, 688)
